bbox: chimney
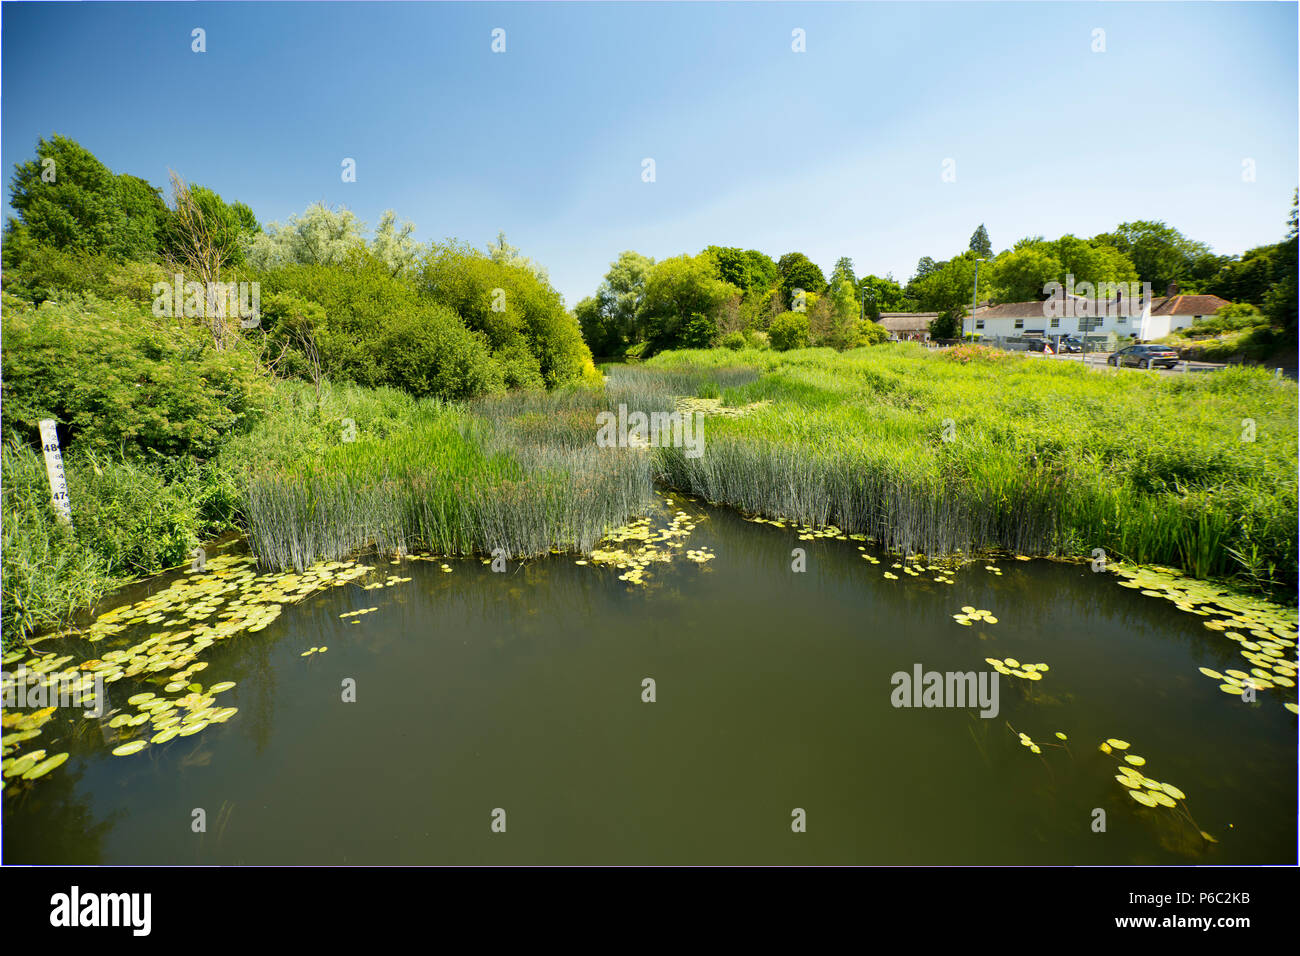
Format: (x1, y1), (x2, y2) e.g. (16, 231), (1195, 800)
(1166, 281), (1179, 298)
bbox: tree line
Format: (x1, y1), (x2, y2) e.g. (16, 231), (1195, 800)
(3, 134), (598, 405)
(578, 202), (1297, 353)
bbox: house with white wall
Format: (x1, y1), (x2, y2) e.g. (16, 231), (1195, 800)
(969, 283), (1229, 342)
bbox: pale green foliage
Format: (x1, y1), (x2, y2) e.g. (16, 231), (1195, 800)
(243, 202), (368, 269)
(486, 231), (549, 283)
(371, 210), (425, 276)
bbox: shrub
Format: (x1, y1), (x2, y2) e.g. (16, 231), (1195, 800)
(2, 244), (166, 306)
(681, 312), (718, 349)
(1, 296), (271, 460)
(256, 261), (506, 400)
(768, 311), (810, 351)
(417, 242), (593, 388)
(720, 331), (746, 351)
(858, 320), (890, 346)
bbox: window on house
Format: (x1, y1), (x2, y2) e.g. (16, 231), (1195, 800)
(1014, 319), (1024, 329)
(1050, 317), (1059, 328)
(975, 319), (984, 329)
(1118, 316), (1126, 324)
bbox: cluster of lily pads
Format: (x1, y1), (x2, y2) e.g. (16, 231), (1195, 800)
(2, 707), (66, 783)
(340, 607), (378, 622)
(2, 551), (378, 788)
(985, 657), (1049, 681)
(1099, 737), (1216, 843)
(580, 496), (711, 586)
(107, 687), (239, 754)
(954, 606), (998, 626)
(362, 571), (415, 590)
(1111, 564), (1298, 717)
(674, 396), (771, 419)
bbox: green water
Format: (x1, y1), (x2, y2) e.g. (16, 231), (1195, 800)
(4, 494), (1295, 864)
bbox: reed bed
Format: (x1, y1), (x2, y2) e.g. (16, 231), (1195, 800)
(241, 384), (658, 569)
(236, 350), (1293, 598)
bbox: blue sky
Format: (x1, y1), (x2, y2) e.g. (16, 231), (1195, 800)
(2, 1), (1296, 305)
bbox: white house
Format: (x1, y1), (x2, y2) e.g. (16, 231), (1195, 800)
(969, 283), (1230, 342)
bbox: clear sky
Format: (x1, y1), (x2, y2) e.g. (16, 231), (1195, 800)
(2, 1), (1296, 305)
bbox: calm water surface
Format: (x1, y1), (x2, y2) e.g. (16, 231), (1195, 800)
(4, 494), (1296, 864)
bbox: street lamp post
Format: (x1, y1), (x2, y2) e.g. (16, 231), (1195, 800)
(968, 258), (985, 342)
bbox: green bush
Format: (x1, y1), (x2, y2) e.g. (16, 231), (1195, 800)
(1, 244), (167, 306)
(256, 260), (504, 400)
(681, 312), (718, 349)
(417, 242), (593, 388)
(1, 295), (271, 460)
(858, 320), (890, 346)
(2, 440), (111, 646)
(66, 453), (200, 576)
(720, 331), (746, 351)
(768, 311), (810, 351)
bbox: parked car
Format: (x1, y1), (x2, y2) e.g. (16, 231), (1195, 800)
(1058, 337), (1083, 353)
(1107, 344), (1180, 369)
(1026, 339), (1050, 352)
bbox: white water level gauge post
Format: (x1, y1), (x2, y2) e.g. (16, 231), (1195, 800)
(38, 419), (73, 526)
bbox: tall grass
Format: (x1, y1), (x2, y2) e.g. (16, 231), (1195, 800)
(240, 384), (655, 569)
(1, 438), (226, 646)
(230, 349), (1297, 599)
(646, 345), (1297, 597)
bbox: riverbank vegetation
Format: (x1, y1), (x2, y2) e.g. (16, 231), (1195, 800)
(0, 136), (596, 644)
(2, 135), (1296, 649)
(646, 346), (1297, 599)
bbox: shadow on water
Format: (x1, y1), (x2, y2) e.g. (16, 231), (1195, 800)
(4, 495), (1296, 863)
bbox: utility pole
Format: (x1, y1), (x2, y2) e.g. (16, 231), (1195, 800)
(968, 259), (985, 342)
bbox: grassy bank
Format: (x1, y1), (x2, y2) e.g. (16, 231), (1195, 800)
(6, 340), (1294, 648)
(645, 344), (1297, 598)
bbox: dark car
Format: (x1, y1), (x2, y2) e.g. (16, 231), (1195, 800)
(1107, 344), (1180, 369)
(1054, 337), (1083, 353)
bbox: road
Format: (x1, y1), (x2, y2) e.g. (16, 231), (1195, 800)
(1025, 351), (1232, 377)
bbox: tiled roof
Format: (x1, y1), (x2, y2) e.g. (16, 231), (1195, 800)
(973, 291), (1231, 319)
(1149, 294), (1230, 316)
(972, 301), (1056, 319)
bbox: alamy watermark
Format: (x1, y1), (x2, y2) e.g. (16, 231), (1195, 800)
(596, 404), (704, 458)
(152, 274), (261, 328)
(891, 664), (999, 718)
(1042, 276), (1153, 319)
(2, 669), (105, 717)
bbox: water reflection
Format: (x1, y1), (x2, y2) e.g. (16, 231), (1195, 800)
(4, 497), (1295, 864)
